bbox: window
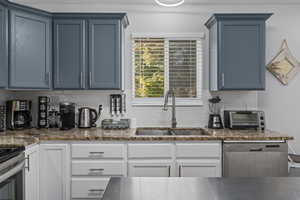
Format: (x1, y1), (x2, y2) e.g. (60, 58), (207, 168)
(132, 34), (204, 106)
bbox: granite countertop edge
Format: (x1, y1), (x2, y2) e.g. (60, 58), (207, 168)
(0, 128), (294, 147)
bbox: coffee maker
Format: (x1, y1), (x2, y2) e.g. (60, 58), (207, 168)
(59, 102), (75, 130)
(6, 100), (32, 130)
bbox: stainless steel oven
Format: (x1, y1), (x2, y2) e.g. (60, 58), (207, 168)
(0, 147), (25, 200)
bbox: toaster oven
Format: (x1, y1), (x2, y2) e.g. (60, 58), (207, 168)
(224, 110), (265, 130)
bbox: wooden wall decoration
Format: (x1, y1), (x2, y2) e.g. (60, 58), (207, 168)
(266, 40), (300, 85)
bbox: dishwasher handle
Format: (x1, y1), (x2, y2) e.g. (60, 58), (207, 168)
(249, 148), (263, 152)
(265, 144), (280, 148)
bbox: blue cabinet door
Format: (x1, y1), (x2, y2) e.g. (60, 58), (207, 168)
(53, 19), (86, 89)
(0, 4), (7, 88)
(88, 19), (121, 89)
(9, 10), (51, 89)
(205, 14), (272, 91)
(219, 20), (265, 90)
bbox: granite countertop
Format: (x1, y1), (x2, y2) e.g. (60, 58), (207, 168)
(0, 127), (294, 147)
(0, 133), (38, 147)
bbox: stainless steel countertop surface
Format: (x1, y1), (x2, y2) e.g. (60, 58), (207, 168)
(103, 177), (300, 200)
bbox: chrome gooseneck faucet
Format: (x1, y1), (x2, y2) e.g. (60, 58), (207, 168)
(163, 89), (177, 128)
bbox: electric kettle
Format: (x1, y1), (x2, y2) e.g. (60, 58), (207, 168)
(78, 105), (102, 128)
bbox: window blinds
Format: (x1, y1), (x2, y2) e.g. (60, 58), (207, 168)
(133, 37), (201, 99)
(169, 40), (197, 98)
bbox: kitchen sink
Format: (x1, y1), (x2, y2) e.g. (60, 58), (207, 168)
(135, 128), (210, 136)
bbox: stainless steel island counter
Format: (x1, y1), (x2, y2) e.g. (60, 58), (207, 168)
(103, 177), (300, 200)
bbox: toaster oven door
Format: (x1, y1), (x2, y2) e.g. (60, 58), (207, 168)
(230, 112), (259, 129)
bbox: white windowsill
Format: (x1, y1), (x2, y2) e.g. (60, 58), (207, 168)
(132, 98), (204, 107)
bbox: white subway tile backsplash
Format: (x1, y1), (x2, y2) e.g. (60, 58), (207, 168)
(1, 88), (257, 128)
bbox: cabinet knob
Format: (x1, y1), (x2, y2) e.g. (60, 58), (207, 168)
(222, 73), (225, 87)
(25, 155), (30, 171)
(45, 72), (50, 86)
(89, 72), (92, 88)
(80, 72), (84, 88)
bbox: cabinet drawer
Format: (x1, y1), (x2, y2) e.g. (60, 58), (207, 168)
(128, 162), (172, 177)
(72, 178), (109, 199)
(178, 162), (221, 177)
(128, 144), (172, 159)
(72, 144), (124, 159)
(176, 143), (220, 158)
(72, 161), (124, 176)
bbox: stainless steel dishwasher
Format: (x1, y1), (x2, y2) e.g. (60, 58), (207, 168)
(223, 142), (288, 177)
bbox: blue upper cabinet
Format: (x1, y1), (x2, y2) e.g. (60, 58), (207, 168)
(0, 4), (7, 88)
(205, 14), (272, 91)
(52, 14), (128, 90)
(1, 0), (128, 91)
(88, 19), (121, 90)
(53, 19), (86, 89)
(9, 9), (51, 89)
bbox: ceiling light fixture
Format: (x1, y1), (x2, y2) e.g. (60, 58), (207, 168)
(155, 0), (185, 7)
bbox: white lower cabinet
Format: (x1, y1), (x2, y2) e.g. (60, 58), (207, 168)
(127, 141), (222, 178)
(128, 162), (173, 177)
(177, 161), (221, 177)
(175, 142), (222, 177)
(25, 144), (39, 200)
(72, 178), (109, 199)
(128, 143), (173, 159)
(36, 141), (221, 200)
(39, 144), (70, 200)
(71, 143), (126, 200)
(72, 144), (125, 159)
(72, 161), (125, 176)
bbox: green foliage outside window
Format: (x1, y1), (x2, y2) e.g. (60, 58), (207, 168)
(134, 38), (165, 98)
(134, 38), (198, 99)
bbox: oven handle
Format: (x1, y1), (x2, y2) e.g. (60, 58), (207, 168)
(0, 161), (25, 183)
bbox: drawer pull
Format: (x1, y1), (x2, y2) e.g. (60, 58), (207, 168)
(89, 152), (105, 154)
(88, 189), (104, 196)
(89, 168), (104, 172)
(89, 152), (105, 157)
(25, 155), (30, 171)
(89, 189), (104, 192)
(179, 165), (182, 177)
(266, 144), (280, 148)
(88, 168), (105, 175)
(249, 148), (263, 152)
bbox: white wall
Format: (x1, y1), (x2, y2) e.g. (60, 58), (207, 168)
(258, 11), (300, 152)
(8, 1), (300, 141)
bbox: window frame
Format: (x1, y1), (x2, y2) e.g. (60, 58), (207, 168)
(131, 33), (205, 107)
